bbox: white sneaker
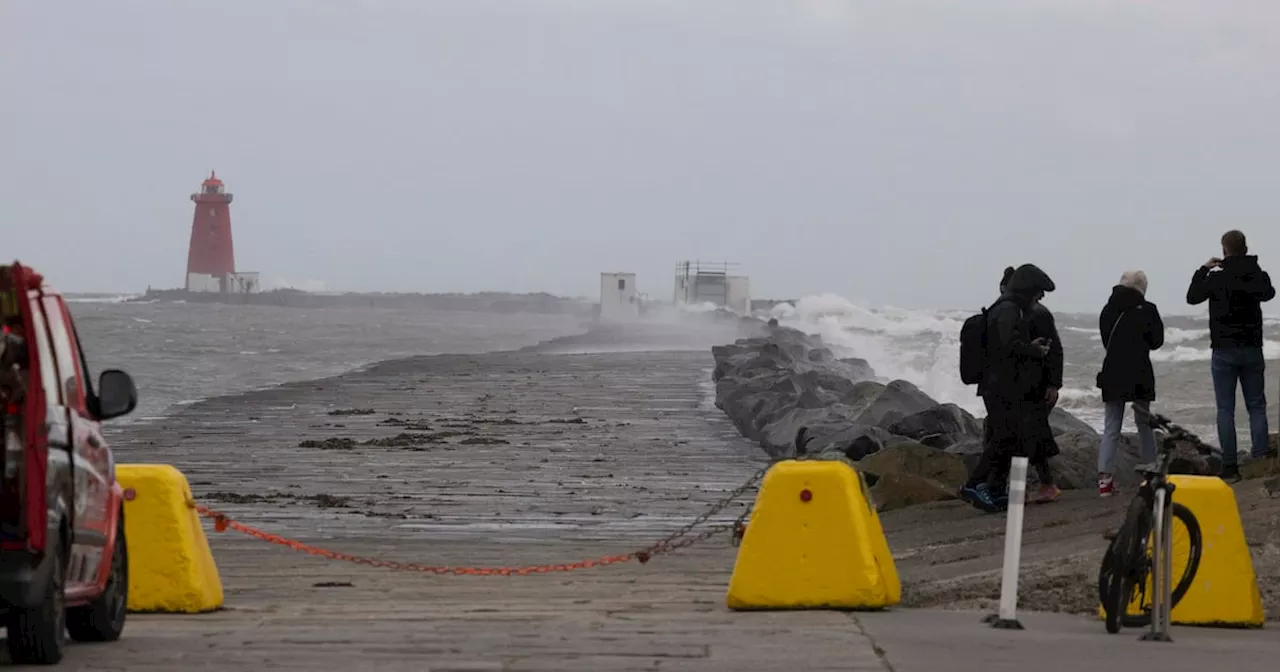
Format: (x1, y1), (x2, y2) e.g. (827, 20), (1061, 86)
(1099, 475), (1118, 497)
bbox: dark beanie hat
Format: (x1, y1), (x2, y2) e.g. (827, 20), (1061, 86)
(1009, 263), (1055, 294)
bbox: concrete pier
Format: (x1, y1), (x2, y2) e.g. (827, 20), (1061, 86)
(43, 350), (1278, 669)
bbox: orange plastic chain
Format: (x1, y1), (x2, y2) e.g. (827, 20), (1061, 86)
(190, 466), (764, 576)
(193, 505), (637, 576)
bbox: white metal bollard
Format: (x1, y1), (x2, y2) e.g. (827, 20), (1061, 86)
(984, 456), (1028, 630)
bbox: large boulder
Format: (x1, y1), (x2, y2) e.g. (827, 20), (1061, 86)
(1240, 434), (1279, 480)
(945, 437), (985, 474)
(714, 330), (884, 447)
(759, 378), (939, 459)
(1040, 430), (1218, 490)
(760, 405), (860, 458)
(1163, 435), (1221, 477)
(839, 357), (876, 381)
(842, 379), (938, 428)
(887, 403), (984, 449)
(859, 441), (968, 512)
(802, 424), (901, 461)
(828, 426), (902, 461)
(1042, 431), (1140, 490)
(794, 368), (860, 400)
(715, 372), (798, 439)
(868, 473), (957, 513)
(1049, 407), (1097, 436)
(859, 440), (968, 488)
(711, 344), (758, 381)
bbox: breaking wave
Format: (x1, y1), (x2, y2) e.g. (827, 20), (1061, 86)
(766, 293), (977, 413)
(63, 293), (140, 304)
(761, 293), (1272, 427)
(1151, 340), (1280, 363)
(1063, 325), (1208, 345)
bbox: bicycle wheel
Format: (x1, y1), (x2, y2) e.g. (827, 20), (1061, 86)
(1102, 496), (1150, 634)
(1121, 502), (1202, 628)
(1097, 545), (1113, 607)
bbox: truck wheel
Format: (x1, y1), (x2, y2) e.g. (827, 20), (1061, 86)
(6, 536), (67, 665)
(67, 517), (128, 642)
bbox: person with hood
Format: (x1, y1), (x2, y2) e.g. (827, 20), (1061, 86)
(1187, 230), (1276, 480)
(979, 268), (1062, 506)
(961, 263), (1055, 512)
(1097, 270), (1164, 496)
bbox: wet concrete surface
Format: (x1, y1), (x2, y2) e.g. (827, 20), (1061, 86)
(37, 350), (1277, 669)
(881, 456), (1280, 619)
(858, 608), (1279, 672)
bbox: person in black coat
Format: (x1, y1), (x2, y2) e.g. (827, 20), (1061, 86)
(980, 268), (1062, 506)
(961, 264), (1054, 512)
(1096, 270), (1164, 496)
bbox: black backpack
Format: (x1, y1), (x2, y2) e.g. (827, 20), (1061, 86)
(959, 298), (1014, 385)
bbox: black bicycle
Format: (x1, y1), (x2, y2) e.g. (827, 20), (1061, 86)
(1097, 413), (1206, 634)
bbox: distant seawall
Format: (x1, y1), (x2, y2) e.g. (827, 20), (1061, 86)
(135, 288), (596, 316)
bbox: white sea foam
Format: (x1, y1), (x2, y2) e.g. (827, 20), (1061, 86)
(1057, 386), (1101, 404)
(1064, 325), (1207, 344)
(1151, 340), (1280, 363)
(63, 294), (140, 304)
(1055, 386), (1105, 429)
(767, 293), (977, 413)
(762, 293), (1268, 427)
(1164, 327), (1210, 344)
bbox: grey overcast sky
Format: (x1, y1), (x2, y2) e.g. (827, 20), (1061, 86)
(3, 0), (1278, 313)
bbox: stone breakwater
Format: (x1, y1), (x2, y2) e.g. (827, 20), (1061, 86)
(711, 326), (1216, 511)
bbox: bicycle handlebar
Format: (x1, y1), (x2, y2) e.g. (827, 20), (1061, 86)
(1148, 413), (1218, 457)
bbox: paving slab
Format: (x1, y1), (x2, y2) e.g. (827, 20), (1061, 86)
(857, 608), (1279, 672)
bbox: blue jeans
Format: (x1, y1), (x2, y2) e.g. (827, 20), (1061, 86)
(1210, 346), (1269, 467)
(1099, 400), (1156, 474)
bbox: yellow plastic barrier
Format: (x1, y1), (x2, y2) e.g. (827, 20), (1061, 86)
(1101, 475), (1264, 627)
(117, 464), (224, 613)
(726, 459), (900, 610)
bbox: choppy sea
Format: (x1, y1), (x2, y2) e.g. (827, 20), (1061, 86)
(63, 296), (586, 426)
(62, 293), (1280, 444)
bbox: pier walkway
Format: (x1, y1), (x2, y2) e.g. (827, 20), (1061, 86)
(42, 351), (1277, 670)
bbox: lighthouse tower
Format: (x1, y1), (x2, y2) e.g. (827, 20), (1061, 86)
(185, 172), (235, 291)
(184, 172), (258, 294)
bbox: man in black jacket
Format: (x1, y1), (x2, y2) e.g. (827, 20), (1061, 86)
(961, 264), (1054, 511)
(1186, 230), (1277, 480)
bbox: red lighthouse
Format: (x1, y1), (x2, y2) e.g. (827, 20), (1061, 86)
(185, 171), (236, 291)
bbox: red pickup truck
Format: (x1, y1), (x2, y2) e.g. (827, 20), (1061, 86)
(1, 262), (137, 665)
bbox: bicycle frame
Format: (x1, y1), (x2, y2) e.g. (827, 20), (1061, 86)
(1102, 413), (1210, 639)
(1143, 485), (1175, 642)
(1136, 418), (1181, 642)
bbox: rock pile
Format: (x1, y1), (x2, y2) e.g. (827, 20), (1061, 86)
(712, 326), (1212, 511)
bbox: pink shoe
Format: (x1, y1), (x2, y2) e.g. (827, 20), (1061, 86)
(1031, 484), (1061, 504)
